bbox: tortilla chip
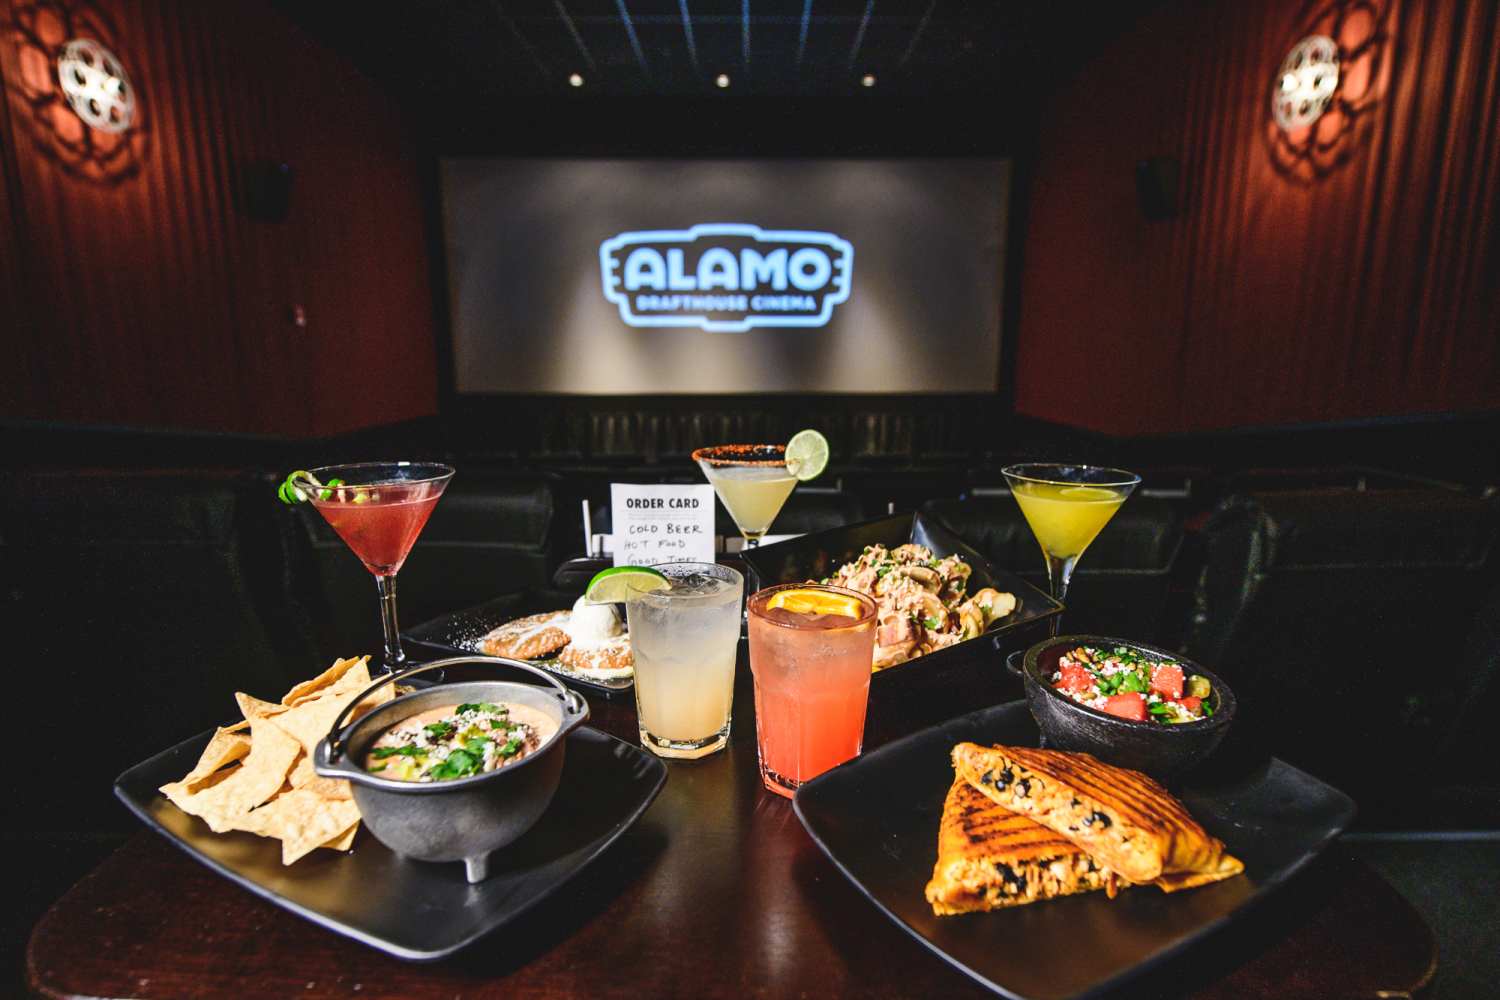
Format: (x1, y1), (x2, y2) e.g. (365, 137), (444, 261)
(282, 656), (370, 707)
(262, 789), (363, 864)
(235, 692), (289, 722)
(160, 716), (301, 833)
(226, 798), (289, 840)
(161, 763), (241, 806)
(177, 728), (253, 792)
(322, 822), (359, 852)
(267, 663), (391, 759)
(288, 751), (353, 801)
(163, 659), (375, 865)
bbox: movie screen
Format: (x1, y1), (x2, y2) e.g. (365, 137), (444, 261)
(442, 158), (1008, 394)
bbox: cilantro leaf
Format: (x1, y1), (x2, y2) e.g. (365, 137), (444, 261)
(371, 744), (424, 759)
(427, 749), (481, 781)
(498, 737), (523, 758)
(456, 702), (505, 716)
(424, 721), (455, 739)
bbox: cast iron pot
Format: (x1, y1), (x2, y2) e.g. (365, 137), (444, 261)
(314, 656), (590, 883)
(1012, 636), (1235, 782)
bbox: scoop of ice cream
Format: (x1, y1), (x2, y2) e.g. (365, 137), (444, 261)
(564, 596), (622, 648)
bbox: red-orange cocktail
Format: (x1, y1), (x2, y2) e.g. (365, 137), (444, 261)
(747, 583), (878, 798)
(291, 462), (453, 672)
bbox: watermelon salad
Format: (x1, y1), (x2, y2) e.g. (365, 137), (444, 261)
(1050, 646), (1214, 724)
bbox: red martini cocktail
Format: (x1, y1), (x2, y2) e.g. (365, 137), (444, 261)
(290, 462), (454, 672)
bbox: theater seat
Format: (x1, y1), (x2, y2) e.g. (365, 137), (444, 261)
(1182, 490), (1499, 820)
(922, 495), (1188, 645)
(0, 470), (322, 832)
(287, 472), (558, 656)
(765, 490), (871, 536)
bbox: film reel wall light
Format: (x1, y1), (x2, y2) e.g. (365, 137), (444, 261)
(57, 37), (135, 133)
(1273, 35), (1339, 131)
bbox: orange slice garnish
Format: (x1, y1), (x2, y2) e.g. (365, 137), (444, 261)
(766, 588), (864, 618)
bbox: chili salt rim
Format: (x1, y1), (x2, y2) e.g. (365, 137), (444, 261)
(692, 444), (788, 467)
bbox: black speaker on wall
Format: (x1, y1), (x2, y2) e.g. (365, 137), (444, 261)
(1135, 157), (1179, 220)
(244, 161), (294, 222)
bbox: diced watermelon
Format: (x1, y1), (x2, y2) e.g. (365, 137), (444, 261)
(1058, 661), (1093, 695)
(1102, 692), (1148, 721)
(1150, 663), (1185, 700)
(1180, 696), (1202, 713)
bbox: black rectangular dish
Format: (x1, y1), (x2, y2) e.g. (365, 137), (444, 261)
(793, 700), (1357, 1000)
(741, 511), (1062, 683)
(115, 723), (667, 960)
(404, 589), (633, 695)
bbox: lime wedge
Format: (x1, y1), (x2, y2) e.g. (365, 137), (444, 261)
(1058, 486), (1120, 501)
(784, 429), (829, 481)
(584, 566), (670, 604)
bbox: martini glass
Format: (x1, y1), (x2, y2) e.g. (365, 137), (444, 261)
(1001, 464), (1140, 636)
(291, 462), (454, 673)
(693, 445), (798, 549)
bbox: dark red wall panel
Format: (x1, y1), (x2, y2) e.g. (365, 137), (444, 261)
(1014, 0), (1500, 434)
(0, 0), (439, 436)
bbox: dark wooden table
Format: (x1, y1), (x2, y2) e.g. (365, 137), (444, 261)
(28, 649), (1436, 1000)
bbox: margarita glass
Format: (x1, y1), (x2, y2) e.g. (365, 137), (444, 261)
(693, 445), (798, 548)
(290, 462), (454, 673)
(1000, 463), (1140, 635)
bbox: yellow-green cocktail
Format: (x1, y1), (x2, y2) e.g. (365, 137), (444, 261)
(1001, 464), (1140, 635)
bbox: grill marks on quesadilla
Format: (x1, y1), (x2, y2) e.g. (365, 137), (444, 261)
(949, 743), (1244, 889)
(927, 778), (1117, 914)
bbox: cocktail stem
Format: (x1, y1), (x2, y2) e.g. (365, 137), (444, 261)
(376, 574), (405, 672)
(1044, 553), (1077, 637)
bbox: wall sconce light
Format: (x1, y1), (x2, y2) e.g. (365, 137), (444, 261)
(1273, 35), (1339, 131)
(7, 0), (148, 182)
(57, 37), (134, 132)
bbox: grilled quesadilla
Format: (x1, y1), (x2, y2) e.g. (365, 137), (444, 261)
(951, 743), (1244, 886)
(927, 777), (1119, 914)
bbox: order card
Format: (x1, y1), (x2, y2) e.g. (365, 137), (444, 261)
(611, 483), (716, 567)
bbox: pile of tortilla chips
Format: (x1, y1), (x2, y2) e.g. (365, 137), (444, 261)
(159, 656), (393, 865)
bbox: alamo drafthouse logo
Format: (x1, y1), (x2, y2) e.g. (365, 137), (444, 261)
(600, 224), (853, 332)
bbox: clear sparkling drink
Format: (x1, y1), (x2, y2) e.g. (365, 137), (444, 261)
(626, 563), (744, 759)
(747, 584), (877, 798)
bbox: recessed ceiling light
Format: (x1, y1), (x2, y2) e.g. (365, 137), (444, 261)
(569, 72), (584, 87)
(716, 74), (730, 88)
(861, 74), (876, 87)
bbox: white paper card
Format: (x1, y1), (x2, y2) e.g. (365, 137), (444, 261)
(610, 483), (716, 567)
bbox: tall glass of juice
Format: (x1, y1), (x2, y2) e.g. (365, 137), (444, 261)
(747, 583), (878, 798)
(626, 562), (744, 759)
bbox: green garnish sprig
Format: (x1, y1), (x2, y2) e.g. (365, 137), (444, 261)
(278, 471), (344, 504)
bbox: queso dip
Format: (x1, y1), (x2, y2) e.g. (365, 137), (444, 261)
(363, 702), (559, 782)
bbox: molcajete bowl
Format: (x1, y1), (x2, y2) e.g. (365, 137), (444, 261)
(314, 656), (589, 883)
(1018, 636), (1235, 782)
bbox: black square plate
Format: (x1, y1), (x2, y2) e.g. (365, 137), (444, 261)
(741, 511), (1061, 684)
(793, 701), (1357, 1000)
(115, 724), (667, 961)
(404, 589), (633, 694)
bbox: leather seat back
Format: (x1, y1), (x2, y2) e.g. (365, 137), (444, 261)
(922, 495), (1187, 644)
(1183, 490), (1499, 800)
(1, 469), (320, 831)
